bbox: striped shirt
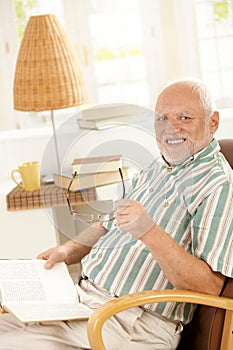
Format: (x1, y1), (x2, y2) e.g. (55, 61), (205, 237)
(81, 139), (233, 323)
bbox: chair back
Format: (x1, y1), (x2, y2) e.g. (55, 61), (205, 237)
(177, 139), (233, 350)
(177, 278), (233, 350)
(218, 139), (233, 168)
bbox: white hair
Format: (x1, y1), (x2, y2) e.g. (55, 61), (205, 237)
(160, 77), (216, 116)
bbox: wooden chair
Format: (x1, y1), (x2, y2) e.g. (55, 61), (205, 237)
(87, 289), (233, 350)
(87, 139), (233, 350)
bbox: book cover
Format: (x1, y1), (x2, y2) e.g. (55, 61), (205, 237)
(77, 113), (148, 130)
(53, 168), (130, 192)
(72, 154), (122, 174)
(0, 259), (92, 323)
(79, 103), (147, 121)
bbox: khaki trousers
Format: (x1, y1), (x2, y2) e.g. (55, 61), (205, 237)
(0, 279), (181, 350)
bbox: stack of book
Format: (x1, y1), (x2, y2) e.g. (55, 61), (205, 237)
(53, 154), (131, 192)
(77, 103), (149, 130)
(71, 154), (122, 174)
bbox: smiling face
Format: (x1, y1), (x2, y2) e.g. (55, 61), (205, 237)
(154, 82), (219, 165)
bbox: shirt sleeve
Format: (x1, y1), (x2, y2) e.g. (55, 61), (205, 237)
(192, 183), (233, 277)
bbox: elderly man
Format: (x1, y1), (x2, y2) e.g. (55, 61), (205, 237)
(0, 79), (232, 350)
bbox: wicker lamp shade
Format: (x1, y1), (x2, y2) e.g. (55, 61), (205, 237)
(13, 14), (88, 111)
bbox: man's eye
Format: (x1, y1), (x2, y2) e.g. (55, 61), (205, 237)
(180, 115), (191, 121)
(157, 116), (167, 122)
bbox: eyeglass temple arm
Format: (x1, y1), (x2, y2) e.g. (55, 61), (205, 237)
(68, 171), (77, 192)
(66, 171), (78, 214)
(118, 168), (125, 198)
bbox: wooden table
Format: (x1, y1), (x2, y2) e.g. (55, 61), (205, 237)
(6, 184), (96, 211)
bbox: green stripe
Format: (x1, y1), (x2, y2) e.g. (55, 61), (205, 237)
(103, 244), (134, 291)
(195, 185), (231, 258)
(119, 249), (152, 295)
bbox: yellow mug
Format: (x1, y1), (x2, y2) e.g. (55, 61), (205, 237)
(11, 161), (41, 191)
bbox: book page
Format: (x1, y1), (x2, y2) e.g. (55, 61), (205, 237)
(0, 260), (77, 304)
(5, 302), (92, 323)
(0, 260), (92, 322)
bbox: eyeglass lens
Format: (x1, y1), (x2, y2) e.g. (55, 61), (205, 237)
(66, 168), (125, 222)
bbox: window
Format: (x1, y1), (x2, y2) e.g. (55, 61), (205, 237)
(82, 0), (150, 106)
(194, 0), (233, 108)
(14, 0), (65, 39)
(0, 0), (232, 132)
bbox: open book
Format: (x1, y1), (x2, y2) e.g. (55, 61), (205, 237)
(0, 259), (92, 323)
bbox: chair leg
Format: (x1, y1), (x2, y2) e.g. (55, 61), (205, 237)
(220, 309), (233, 350)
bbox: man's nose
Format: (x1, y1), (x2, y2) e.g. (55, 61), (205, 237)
(166, 120), (182, 133)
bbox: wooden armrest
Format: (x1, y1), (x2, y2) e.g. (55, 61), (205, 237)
(87, 289), (233, 350)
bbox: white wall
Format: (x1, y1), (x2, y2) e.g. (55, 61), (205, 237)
(0, 128), (57, 259)
(216, 112), (233, 140)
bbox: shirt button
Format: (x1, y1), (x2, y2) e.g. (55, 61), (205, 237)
(164, 201), (169, 207)
(167, 167), (172, 172)
(98, 254), (102, 259)
(149, 188), (154, 193)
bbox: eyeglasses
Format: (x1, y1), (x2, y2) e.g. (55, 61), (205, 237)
(66, 168), (125, 223)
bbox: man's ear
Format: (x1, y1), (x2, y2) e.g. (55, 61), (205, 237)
(210, 111), (219, 134)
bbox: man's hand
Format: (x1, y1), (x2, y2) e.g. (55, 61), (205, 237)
(37, 240), (91, 269)
(37, 224), (107, 269)
(37, 245), (71, 269)
(37, 247), (67, 269)
(114, 199), (155, 239)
